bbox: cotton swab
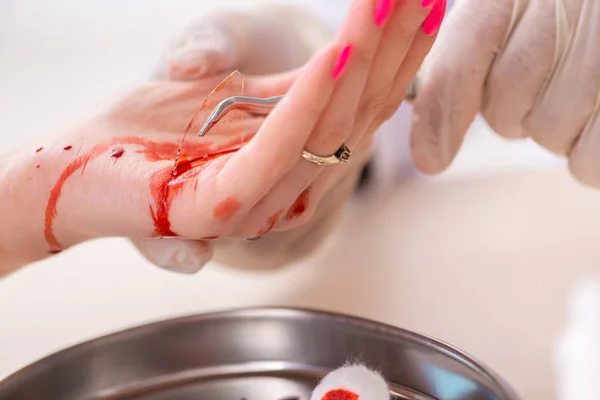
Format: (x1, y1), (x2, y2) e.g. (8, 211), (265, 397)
(310, 364), (390, 400)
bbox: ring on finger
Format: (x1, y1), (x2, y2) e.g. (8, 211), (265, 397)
(301, 143), (352, 166)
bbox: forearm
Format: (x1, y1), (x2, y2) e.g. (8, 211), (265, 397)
(0, 134), (91, 277)
(0, 149), (47, 276)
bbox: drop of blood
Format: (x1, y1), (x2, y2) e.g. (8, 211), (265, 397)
(110, 147), (125, 159)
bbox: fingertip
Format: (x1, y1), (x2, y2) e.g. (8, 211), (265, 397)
(409, 132), (445, 175)
(131, 238), (213, 274)
(409, 100), (450, 175)
(409, 66), (479, 175)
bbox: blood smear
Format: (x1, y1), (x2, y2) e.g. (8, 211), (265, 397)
(310, 364), (390, 400)
(322, 389), (359, 400)
(174, 70), (252, 176)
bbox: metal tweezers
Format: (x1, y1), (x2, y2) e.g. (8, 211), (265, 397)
(197, 76), (420, 137)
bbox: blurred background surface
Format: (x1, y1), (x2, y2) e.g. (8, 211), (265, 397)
(2, 1), (600, 399)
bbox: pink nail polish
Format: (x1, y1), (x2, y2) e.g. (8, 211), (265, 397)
(374, 0), (393, 27)
(422, 0), (446, 36)
(420, 0), (438, 8)
(332, 45), (353, 80)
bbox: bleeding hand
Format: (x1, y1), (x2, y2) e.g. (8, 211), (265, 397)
(0, 0), (443, 276)
(134, 0), (446, 273)
(411, 0), (600, 188)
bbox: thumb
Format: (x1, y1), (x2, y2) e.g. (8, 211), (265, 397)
(130, 238), (214, 274)
(410, 0), (515, 174)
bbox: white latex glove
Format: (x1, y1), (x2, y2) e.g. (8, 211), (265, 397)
(410, 0), (600, 188)
(134, 1), (335, 274)
(152, 1), (333, 81)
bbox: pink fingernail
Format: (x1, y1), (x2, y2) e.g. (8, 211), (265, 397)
(332, 45), (353, 80)
(374, 0), (393, 27)
(420, 0), (438, 8)
(422, 0), (446, 36)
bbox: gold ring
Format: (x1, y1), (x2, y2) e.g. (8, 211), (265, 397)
(301, 144), (352, 166)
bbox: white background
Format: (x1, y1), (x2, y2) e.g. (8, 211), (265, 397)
(0, 1), (592, 399)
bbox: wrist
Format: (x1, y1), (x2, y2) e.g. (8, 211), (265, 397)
(0, 133), (89, 272)
(0, 148), (46, 273)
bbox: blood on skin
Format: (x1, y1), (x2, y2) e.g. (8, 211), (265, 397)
(149, 166), (203, 237)
(201, 236), (220, 240)
(321, 389), (359, 400)
(256, 209), (284, 237)
(63, 145), (72, 151)
(36, 147), (43, 153)
(45, 141), (112, 252)
(213, 197), (242, 221)
(45, 71), (248, 251)
(285, 186), (311, 221)
(177, 71), (245, 167)
(150, 148), (239, 236)
(110, 147), (125, 159)
(45, 137), (246, 250)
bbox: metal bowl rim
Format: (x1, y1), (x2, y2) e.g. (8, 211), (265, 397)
(0, 306), (519, 399)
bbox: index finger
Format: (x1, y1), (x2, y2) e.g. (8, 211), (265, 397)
(215, 0), (385, 209)
(215, 42), (342, 204)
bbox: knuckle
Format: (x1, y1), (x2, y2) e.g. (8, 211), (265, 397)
(362, 93), (389, 117)
(321, 125), (353, 150)
(349, 46), (373, 68)
(308, 121), (353, 153)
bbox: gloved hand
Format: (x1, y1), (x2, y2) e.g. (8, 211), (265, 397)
(152, 2), (333, 81)
(131, 0), (444, 274)
(137, 1), (329, 274)
(410, 0), (600, 188)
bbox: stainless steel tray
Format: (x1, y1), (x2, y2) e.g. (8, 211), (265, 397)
(0, 308), (520, 400)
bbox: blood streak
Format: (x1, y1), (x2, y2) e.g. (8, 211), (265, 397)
(149, 167), (201, 237)
(285, 187), (311, 221)
(322, 389), (359, 400)
(63, 145), (72, 151)
(45, 136), (236, 250)
(45, 71), (248, 251)
(213, 197), (242, 221)
(256, 209), (284, 237)
(201, 236), (220, 240)
(150, 148), (240, 237)
(45, 142), (111, 251)
(36, 147), (43, 153)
